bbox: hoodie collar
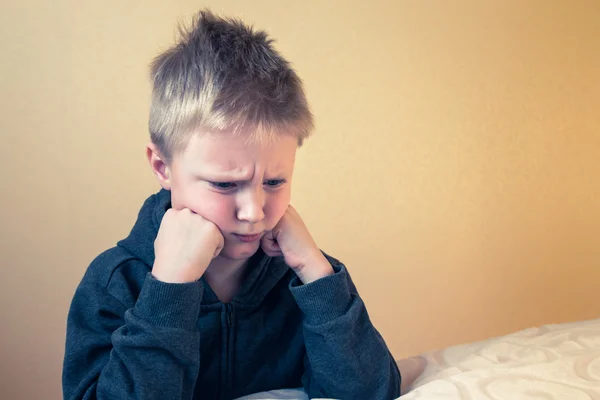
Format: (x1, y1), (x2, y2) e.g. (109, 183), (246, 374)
(117, 189), (290, 307)
(117, 188), (171, 269)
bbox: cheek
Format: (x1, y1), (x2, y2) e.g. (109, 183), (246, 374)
(177, 186), (234, 229)
(265, 191), (291, 226)
(193, 195), (234, 228)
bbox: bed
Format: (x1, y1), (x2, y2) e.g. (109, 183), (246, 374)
(404, 317), (600, 399)
(236, 317), (600, 399)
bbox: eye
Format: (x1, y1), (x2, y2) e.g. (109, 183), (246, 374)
(209, 182), (237, 191)
(264, 179), (286, 188)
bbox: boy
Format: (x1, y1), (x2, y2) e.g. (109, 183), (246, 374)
(63, 9), (403, 400)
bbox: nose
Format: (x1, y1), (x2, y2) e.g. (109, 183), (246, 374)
(236, 186), (265, 224)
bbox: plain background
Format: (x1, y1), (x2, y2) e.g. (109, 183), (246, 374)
(1, 0), (599, 398)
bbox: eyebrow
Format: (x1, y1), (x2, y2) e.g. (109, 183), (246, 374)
(194, 169), (287, 182)
(191, 167), (245, 179)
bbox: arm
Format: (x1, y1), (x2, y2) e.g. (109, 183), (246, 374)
(62, 274), (202, 400)
(63, 203), (223, 399)
(290, 257), (402, 400)
(259, 205), (401, 398)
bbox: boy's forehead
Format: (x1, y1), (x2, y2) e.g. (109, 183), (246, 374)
(182, 132), (297, 174)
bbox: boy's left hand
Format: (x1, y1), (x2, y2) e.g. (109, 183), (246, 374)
(261, 205), (334, 284)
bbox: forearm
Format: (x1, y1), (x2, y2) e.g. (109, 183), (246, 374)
(63, 276), (203, 400)
(95, 311), (201, 399)
(301, 296), (401, 399)
(290, 261), (402, 399)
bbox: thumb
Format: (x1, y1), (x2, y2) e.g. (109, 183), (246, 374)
(212, 229), (225, 259)
(260, 231), (282, 257)
(212, 241), (224, 259)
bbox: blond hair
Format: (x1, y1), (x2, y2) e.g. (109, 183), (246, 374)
(148, 9), (314, 163)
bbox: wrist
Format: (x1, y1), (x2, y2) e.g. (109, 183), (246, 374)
(297, 254), (334, 284)
(152, 261), (205, 284)
(134, 274), (203, 330)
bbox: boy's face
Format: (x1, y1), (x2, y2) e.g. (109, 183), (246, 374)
(151, 131), (297, 261)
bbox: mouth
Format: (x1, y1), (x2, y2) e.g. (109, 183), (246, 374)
(233, 233), (263, 243)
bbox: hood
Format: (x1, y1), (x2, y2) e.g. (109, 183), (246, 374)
(117, 188), (171, 268)
(116, 188), (291, 307)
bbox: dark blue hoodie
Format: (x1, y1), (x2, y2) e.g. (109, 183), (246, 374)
(62, 189), (401, 399)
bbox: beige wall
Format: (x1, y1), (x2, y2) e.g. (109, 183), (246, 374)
(1, 0), (599, 398)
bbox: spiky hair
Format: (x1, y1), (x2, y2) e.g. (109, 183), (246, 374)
(149, 9), (314, 163)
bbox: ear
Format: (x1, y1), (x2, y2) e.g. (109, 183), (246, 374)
(146, 143), (172, 190)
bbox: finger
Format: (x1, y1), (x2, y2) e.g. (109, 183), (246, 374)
(260, 234), (282, 257)
(213, 243), (224, 259)
(263, 248), (283, 257)
(261, 230), (277, 245)
(260, 234), (280, 251)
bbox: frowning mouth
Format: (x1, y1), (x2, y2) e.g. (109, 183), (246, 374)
(233, 233), (262, 242)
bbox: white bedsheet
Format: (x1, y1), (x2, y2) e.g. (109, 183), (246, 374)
(406, 317), (600, 399)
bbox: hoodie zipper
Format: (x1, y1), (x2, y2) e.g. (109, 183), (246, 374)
(220, 303), (234, 400)
(226, 304), (232, 327)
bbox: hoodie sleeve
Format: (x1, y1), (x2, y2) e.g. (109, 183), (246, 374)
(289, 256), (402, 400)
(62, 273), (203, 400)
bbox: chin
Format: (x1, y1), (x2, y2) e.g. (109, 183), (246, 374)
(220, 242), (261, 260)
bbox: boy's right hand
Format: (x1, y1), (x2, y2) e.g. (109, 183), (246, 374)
(152, 208), (224, 283)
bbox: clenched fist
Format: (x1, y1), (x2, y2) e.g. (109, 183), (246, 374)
(152, 208), (224, 283)
(261, 205), (334, 284)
